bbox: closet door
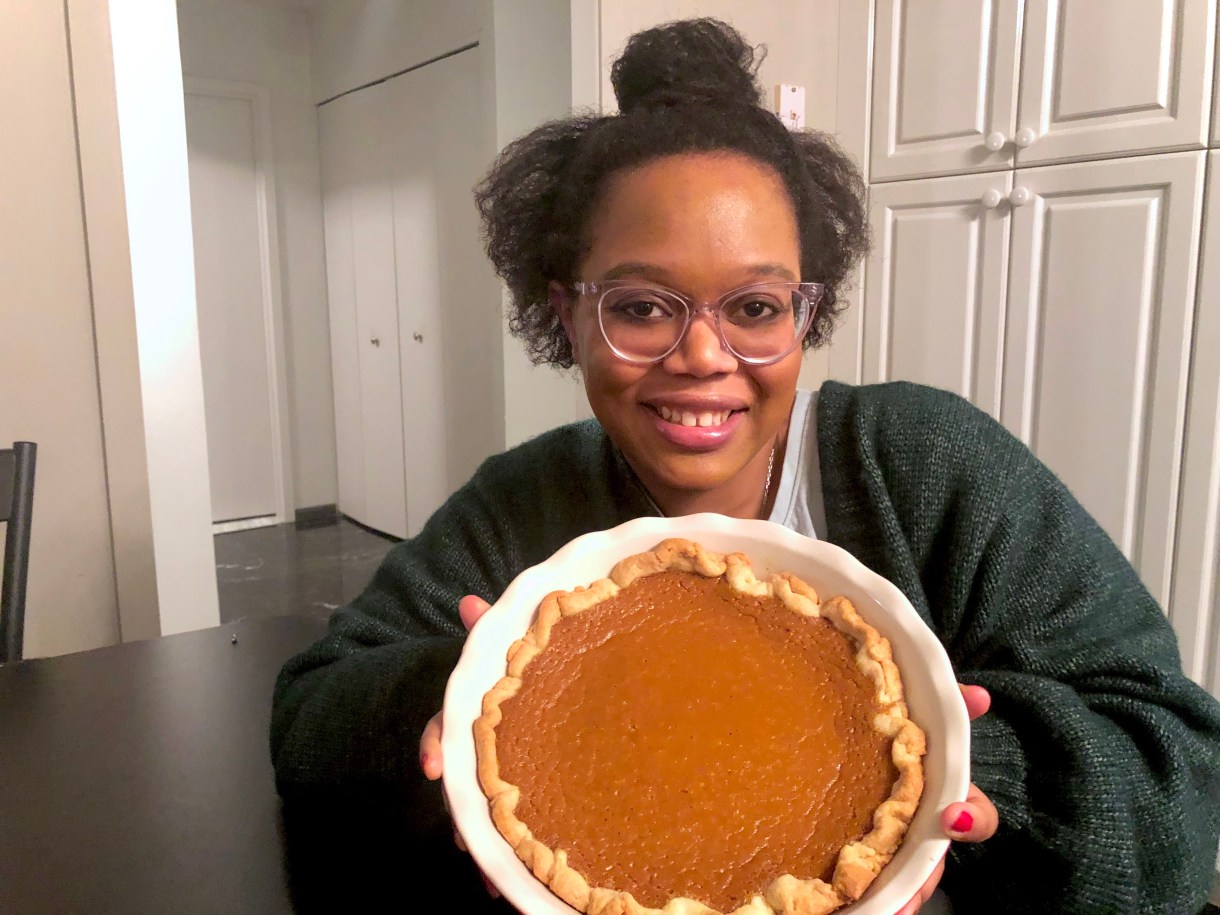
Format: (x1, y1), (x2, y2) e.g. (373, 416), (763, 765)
(1016, 0), (1215, 167)
(1171, 150), (1220, 691)
(1002, 151), (1206, 607)
(318, 95), (366, 525)
(863, 172), (1013, 417)
(869, 0), (1022, 181)
(382, 46), (499, 538)
(319, 85), (408, 539)
(349, 83), (408, 539)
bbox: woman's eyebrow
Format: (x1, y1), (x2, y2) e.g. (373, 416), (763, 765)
(600, 262), (668, 282)
(598, 263), (798, 282)
(748, 264), (798, 281)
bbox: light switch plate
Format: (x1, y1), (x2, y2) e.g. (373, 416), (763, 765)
(773, 84), (806, 130)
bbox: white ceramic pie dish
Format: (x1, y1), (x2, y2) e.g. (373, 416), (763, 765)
(442, 513), (971, 915)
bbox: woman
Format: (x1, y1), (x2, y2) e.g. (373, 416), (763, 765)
(271, 19), (1220, 914)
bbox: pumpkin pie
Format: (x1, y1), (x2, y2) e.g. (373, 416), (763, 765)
(474, 538), (926, 915)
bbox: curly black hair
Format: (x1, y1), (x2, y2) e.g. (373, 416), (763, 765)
(475, 18), (870, 369)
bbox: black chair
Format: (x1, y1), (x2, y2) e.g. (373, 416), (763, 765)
(1, 442), (36, 663)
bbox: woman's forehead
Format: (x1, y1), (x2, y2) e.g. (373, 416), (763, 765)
(583, 152), (800, 282)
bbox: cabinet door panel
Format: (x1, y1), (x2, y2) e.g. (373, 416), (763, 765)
(1213, 23), (1220, 146)
(1172, 151), (1220, 692)
(863, 173), (1013, 416)
(319, 99), (365, 524)
(1003, 152), (1205, 606)
(870, 0), (1021, 181)
(1017, 0), (1214, 166)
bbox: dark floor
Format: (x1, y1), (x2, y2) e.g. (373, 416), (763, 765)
(214, 518), (397, 624)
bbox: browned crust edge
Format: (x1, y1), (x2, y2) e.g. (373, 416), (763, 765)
(474, 538), (927, 915)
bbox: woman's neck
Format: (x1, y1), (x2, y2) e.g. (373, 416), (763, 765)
(636, 431), (786, 520)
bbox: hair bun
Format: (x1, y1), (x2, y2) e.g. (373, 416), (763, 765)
(610, 18), (764, 115)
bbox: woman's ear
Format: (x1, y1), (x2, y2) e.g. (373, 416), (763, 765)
(549, 281), (579, 365)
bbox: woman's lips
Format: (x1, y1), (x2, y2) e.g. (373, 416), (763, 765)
(646, 404), (744, 450)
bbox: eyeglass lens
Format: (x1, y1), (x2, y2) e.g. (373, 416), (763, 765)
(598, 284), (810, 363)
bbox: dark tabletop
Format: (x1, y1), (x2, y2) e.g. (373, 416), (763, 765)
(0, 615), (326, 915)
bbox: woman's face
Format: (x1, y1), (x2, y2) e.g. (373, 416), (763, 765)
(557, 152), (804, 503)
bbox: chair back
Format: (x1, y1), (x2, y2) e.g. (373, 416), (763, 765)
(1, 442), (37, 663)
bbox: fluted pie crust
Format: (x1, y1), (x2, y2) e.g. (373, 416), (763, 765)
(474, 539), (927, 915)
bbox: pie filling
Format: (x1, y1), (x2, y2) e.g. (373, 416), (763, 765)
(493, 570), (898, 912)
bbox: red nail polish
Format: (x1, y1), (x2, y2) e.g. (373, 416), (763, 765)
(951, 810), (973, 833)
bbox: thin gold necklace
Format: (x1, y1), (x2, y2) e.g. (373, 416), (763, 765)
(760, 442), (776, 518)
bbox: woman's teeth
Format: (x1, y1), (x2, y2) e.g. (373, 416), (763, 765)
(657, 405), (732, 427)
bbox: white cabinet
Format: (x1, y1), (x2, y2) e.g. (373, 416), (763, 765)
(1016, 0), (1215, 166)
(1171, 150), (1220, 692)
(869, 0), (1022, 181)
(862, 172), (1013, 414)
(870, 0), (1215, 182)
(320, 47), (500, 540)
(861, 154), (1205, 609)
(1002, 152), (1205, 607)
(853, 0), (1218, 687)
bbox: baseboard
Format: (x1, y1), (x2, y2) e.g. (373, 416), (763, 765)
(294, 503), (339, 530)
(212, 515), (279, 535)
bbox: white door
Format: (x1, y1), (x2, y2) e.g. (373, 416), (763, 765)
(319, 84), (409, 539)
(185, 91), (281, 524)
(383, 46), (502, 538)
(1170, 150), (1220, 692)
(384, 55), (466, 538)
(349, 84), (409, 540)
(869, 0), (1022, 181)
(863, 172), (1014, 417)
(319, 96), (366, 526)
(1016, 0), (1215, 167)
(1002, 151), (1206, 606)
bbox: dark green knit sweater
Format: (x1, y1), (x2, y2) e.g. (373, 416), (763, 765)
(271, 381), (1220, 914)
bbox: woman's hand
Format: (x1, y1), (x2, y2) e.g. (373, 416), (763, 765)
(418, 595), (501, 896)
(896, 684), (998, 915)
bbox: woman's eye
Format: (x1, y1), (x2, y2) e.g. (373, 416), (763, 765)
(613, 297), (672, 319)
(727, 296), (784, 322)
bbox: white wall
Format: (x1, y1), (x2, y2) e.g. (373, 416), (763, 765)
(109, 0), (220, 635)
(177, 0), (339, 510)
(493, 0), (594, 447)
(0, 1), (122, 658)
(309, 0), (485, 105)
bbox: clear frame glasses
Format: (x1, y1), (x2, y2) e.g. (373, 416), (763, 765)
(572, 279), (823, 366)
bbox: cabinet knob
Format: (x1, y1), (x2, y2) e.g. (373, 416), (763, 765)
(1009, 187), (1032, 207)
(370, 337), (381, 347)
(1014, 127), (1038, 148)
(981, 188), (1005, 209)
(984, 131), (1008, 152)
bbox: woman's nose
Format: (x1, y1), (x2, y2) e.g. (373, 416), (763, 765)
(661, 309), (738, 377)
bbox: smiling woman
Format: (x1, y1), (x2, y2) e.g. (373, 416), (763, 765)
(270, 17), (1220, 915)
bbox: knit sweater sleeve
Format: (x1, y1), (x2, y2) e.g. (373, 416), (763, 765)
(819, 382), (1220, 915)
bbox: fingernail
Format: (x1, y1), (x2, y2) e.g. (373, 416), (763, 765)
(951, 810), (973, 833)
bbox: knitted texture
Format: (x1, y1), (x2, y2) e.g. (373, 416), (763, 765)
(271, 381), (1220, 913)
